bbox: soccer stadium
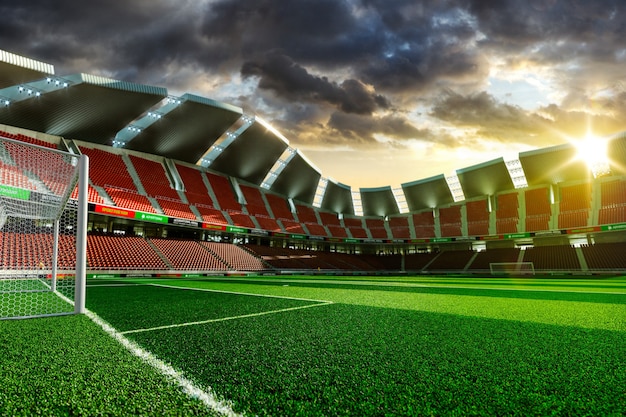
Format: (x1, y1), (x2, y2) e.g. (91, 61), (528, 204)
(0, 50), (625, 415)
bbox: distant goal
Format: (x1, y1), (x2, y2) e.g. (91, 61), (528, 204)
(0, 136), (88, 319)
(489, 262), (535, 276)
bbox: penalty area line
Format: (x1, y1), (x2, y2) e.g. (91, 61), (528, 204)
(120, 301), (334, 335)
(85, 308), (243, 417)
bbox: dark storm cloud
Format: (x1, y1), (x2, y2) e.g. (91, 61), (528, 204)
(430, 90), (553, 146)
(326, 111), (429, 144)
(1, 0), (626, 161)
(241, 52), (389, 115)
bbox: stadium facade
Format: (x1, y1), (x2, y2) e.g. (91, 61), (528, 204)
(1, 49), (626, 275)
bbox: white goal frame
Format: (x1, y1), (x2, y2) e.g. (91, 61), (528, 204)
(489, 262), (535, 276)
(0, 136), (88, 319)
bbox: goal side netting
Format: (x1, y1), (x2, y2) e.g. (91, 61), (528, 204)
(0, 136), (88, 319)
(489, 262), (535, 276)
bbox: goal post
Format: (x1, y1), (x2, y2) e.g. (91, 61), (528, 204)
(0, 136), (88, 319)
(489, 262), (535, 276)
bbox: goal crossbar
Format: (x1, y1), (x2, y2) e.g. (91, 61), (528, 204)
(489, 262), (535, 276)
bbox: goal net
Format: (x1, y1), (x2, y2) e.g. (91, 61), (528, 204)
(489, 262), (535, 276)
(0, 136), (88, 319)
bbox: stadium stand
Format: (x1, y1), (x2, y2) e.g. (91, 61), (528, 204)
(439, 206), (462, 237)
(520, 245), (580, 271)
(558, 183), (591, 229)
(240, 184), (271, 217)
(495, 192), (519, 234)
(86, 235), (168, 270)
(200, 241), (266, 271)
(205, 172), (241, 212)
(150, 238), (229, 270)
(466, 247), (522, 271)
(424, 249), (476, 271)
(466, 199), (490, 236)
(412, 211), (435, 238)
(580, 242), (626, 270)
(295, 204), (328, 236)
(388, 216), (411, 239)
(525, 187), (552, 232)
(264, 193), (295, 221)
(598, 179), (626, 225)
(0, 232), (76, 269)
(365, 218), (389, 239)
(343, 217), (369, 239)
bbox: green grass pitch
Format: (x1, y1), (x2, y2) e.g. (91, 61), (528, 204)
(1, 275), (625, 416)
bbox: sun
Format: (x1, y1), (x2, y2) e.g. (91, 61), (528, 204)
(574, 133), (610, 177)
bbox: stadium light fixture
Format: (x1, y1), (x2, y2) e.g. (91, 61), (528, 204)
(504, 158), (528, 189)
(351, 190), (363, 216)
(313, 177), (329, 208)
(445, 172), (465, 202)
(392, 187), (409, 214)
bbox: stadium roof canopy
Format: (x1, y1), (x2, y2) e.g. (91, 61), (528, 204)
(1, 49), (625, 218)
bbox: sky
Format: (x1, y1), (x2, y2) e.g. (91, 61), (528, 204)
(1, 0), (626, 189)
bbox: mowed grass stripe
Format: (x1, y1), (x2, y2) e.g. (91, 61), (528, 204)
(130, 302), (626, 416)
(154, 278), (626, 331)
(187, 275), (626, 294)
(173, 277), (626, 304)
(86, 283), (324, 333)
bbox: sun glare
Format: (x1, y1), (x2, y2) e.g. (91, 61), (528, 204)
(575, 134), (610, 177)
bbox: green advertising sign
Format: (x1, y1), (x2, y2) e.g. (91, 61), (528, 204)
(134, 211), (168, 224)
(0, 184), (31, 200)
(601, 223), (626, 232)
(504, 232), (531, 239)
(226, 225), (248, 233)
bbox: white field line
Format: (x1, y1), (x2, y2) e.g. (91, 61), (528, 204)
(149, 282), (334, 303)
(56, 283), (243, 416)
(121, 301), (333, 335)
(86, 309), (243, 417)
(202, 276), (626, 296)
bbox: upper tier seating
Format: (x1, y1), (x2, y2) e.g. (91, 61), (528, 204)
(80, 147), (137, 191)
(365, 218), (388, 239)
(343, 217), (368, 239)
(525, 187), (551, 232)
(439, 206), (462, 237)
(496, 192), (519, 234)
(176, 163), (216, 206)
(412, 211), (435, 238)
(205, 172), (241, 212)
(558, 183), (591, 229)
(265, 193), (295, 221)
(598, 179), (626, 225)
(129, 155), (180, 200)
(466, 199), (490, 236)
(388, 216), (411, 239)
(240, 184), (270, 217)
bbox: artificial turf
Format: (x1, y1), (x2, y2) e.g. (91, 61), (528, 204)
(0, 315), (216, 416)
(2, 275), (625, 416)
(133, 303), (626, 416)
